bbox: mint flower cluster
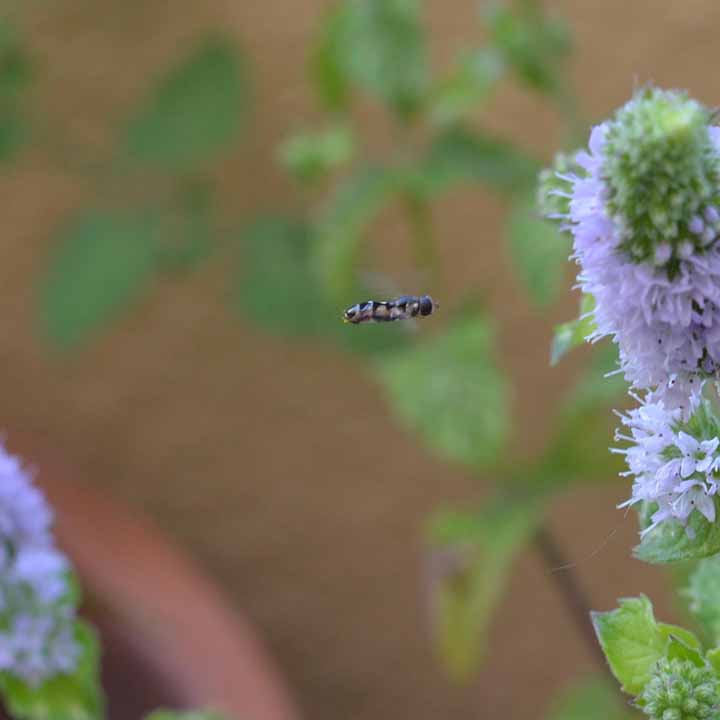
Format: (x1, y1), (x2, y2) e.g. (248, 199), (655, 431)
(557, 88), (720, 408)
(0, 444), (78, 684)
(544, 88), (720, 541)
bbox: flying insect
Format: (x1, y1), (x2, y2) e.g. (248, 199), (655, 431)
(342, 295), (438, 324)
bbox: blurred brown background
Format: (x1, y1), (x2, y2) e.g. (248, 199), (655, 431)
(3, 1), (719, 718)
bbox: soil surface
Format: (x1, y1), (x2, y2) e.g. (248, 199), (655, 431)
(4, 2), (719, 718)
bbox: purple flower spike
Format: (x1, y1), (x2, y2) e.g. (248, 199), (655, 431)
(0, 442), (78, 684)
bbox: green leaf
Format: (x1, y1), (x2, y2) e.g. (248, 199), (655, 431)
(311, 0), (429, 119)
(707, 647), (720, 674)
(429, 47), (505, 127)
(40, 211), (159, 349)
(634, 497), (720, 564)
(0, 22), (32, 102)
(0, 21), (33, 162)
(378, 312), (509, 469)
(0, 620), (104, 720)
(123, 37), (248, 171)
(416, 128), (539, 197)
(591, 595), (669, 695)
(310, 6), (351, 110)
(238, 215), (328, 337)
(485, 0), (571, 96)
(550, 294), (596, 366)
(657, 623), (701, 650)
(663, 633), (704, 666)
(546, 676), (633, 720)
(315, 165), (400, 300)
(506, 192), (570, 307)
(278, 124), (354, 183)
(684, 557), (720, 646)
(428, 497), (541, 680)
(145, 711), (226, 720)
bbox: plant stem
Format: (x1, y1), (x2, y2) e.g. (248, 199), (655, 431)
(533, 525), (609, 671)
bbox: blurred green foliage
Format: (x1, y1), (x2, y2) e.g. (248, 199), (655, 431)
(0, 0), (628, 715)
(312, 0), (428, 118)
(428, 497), (541, 680)
(683, 557), (720, 647)
(122, 37), (248, 171)
(379, 312), (509, 469)
(506, 191), (572, 306)
(0, 21), (31, 161)
(277, 123), (355, 182)
(40, 212), (159, 348)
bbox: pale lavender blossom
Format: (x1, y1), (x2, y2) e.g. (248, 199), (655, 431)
(614, 391), (720, 536)
(0, 441), (78, 684)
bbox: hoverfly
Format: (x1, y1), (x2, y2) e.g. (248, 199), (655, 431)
(342, 295), (439, 324)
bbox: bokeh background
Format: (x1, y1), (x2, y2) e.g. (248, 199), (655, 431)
(2, 1), (719, 718)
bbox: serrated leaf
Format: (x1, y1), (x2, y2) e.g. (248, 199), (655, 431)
(145, 711), (226, 720)
(123, 37), (248, 171)
(550, 293), (596, 366)
(311, 0), (429, 119)
(278, 124), (354, 183)
(546, 676), (633, 720)
(39, 211), (159, 349)
(684, 557), (720, 645)
(428, 498), (541, 681)
(0, 620), (104, 720)
(315, 166), (400, 300)
(417, 128), (539, 197)
(591, 595), (668, 695)
(634, 497), (720, 564)
(429, 47), (504, 127)
(506, 192), (570, 307)
(378, 312), (509, 469)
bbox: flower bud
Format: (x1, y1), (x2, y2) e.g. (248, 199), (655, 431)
(639, 658), (719, 720)
(603, 88), (720, 267)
